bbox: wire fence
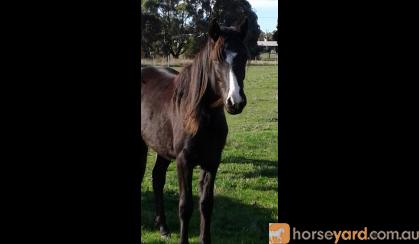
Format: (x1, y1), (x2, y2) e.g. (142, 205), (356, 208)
(141, 52), (278, 67)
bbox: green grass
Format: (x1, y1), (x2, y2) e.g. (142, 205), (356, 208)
(141, 65), (278, 243)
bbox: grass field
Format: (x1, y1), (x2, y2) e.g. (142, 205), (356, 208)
(141, 65), (278, 243)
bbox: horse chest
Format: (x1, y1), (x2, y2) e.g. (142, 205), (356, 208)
(193, 121), (228, 151)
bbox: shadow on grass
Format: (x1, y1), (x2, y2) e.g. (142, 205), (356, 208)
(223, 156), (278, 179)
(141, 189), (276, 243)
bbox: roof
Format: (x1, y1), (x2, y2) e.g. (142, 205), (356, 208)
(257, 41), (278, 47)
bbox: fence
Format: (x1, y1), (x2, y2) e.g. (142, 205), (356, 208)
(141, 52), (278, 67)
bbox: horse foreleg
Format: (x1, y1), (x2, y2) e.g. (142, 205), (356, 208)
(176, 152), (194, 244)
(199, 168), (217, 244)
(152, 155), (171, 237)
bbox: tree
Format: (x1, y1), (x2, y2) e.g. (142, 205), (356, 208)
(141, 0), (194, 59)
(141, 0), (162, 58)
(183, 0), (215, 58)
(259, 30), (274, 41)
(170, 0), (262, 58)
(272, 19), (279, 45)
(141, 0), (261, 59)
(159, 0), (194, 58)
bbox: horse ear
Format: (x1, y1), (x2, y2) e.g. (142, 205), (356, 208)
(239, 18), (248, 40)
(209, 19), (220, 41)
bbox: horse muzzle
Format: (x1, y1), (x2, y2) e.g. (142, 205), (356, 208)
(225, 96), (247, 115)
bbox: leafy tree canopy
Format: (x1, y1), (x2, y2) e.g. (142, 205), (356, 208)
(141, 0), (261, 59)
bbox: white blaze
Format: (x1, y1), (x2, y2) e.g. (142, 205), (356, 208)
(225, 51), (242, 105)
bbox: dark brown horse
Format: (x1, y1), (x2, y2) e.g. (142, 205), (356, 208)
(140, 19), (248, 244)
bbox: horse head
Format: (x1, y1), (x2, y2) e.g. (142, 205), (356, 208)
(208, 18), (249, 115)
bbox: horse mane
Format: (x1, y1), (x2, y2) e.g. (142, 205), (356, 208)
(173, 37), (225, 135)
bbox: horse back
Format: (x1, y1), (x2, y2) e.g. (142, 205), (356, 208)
(141, 66), (177, 102)
(141, 66), (177, 86)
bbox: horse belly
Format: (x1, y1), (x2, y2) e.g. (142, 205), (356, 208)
(140, 109), (176, 160)
(141, 72), (177, 159)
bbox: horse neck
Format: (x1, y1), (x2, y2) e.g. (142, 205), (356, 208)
(175, 42), (216, 108)
(173, 42), (221, 134)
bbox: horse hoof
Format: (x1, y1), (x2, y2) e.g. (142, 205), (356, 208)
(160, 226), (171, 239)
(161, 232), (171, 239)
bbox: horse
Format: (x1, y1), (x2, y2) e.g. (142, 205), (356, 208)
(140, 18), (249, 244)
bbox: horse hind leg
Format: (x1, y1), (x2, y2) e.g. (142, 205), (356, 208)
(140, 138), (148, 184)
(152, 155), (171, 237)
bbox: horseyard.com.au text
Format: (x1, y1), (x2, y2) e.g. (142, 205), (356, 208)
(292, 227), (419, 243)
(269, 224), (419, 243)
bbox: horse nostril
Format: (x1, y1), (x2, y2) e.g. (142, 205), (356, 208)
(236, 100), (246, 111)
(227, 98), (233, 107)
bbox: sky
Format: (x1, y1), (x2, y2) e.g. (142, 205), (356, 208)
(247, 0), (278, 33)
